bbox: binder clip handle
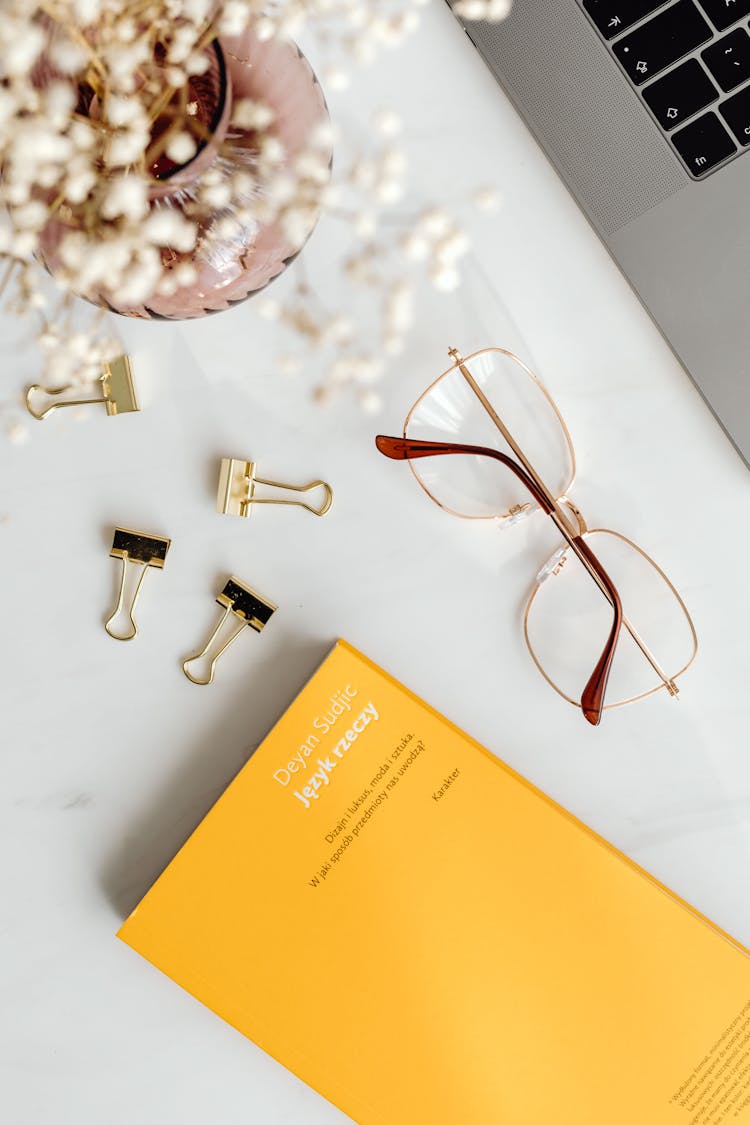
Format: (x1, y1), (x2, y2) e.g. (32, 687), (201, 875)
(25, 382), (104, 421)
(105, 558), (149, 641)
(254, 474), (334, 517)
(182, 604), (246, 685)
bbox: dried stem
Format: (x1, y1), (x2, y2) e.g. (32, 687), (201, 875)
(0, 258), (20, 300)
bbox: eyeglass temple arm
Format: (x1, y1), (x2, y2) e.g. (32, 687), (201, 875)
(375, 435), (623, 726)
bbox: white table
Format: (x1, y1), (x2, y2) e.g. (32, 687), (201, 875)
(2, 6), (750, 1122)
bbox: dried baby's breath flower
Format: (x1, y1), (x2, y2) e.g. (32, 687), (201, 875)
(101, 175), (150, 222)
(0, 0), (512, 437)
(373, 109), (402, 138)
(360, 388), (383, 414)
(233, 98), (275, 130)
(473, 185), (502, 212)
(165, 132), (198, 164)
(6, 420), (29, 445)
(277, 352), (301, 374)
(258, 297), (282, 320)
(142, 209), (197, 252)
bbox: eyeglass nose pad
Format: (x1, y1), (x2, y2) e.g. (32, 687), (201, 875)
(534, 498), (588, 585)
(535, 546), (569, 585)
(496, 502), (533, 529)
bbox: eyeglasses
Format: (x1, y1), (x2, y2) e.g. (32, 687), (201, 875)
(376, 346), (697, 727)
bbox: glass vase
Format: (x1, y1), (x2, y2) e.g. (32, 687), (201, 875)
(37, 28), (330, 319)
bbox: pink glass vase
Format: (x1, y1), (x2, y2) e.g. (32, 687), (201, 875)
(39, 29), (330, 319)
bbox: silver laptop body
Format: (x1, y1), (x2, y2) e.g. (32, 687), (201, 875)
(455, 0), (750, 465)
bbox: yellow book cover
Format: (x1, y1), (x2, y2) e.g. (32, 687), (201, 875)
(119, 641), (750, 1125)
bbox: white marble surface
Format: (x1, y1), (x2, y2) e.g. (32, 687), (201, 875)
(2, 5), (750, 1123)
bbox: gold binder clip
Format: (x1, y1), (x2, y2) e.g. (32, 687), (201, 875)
(105, 527), (171, 641)
(182, 576), (277, 686)
(216, 457), (333, 519)
(26, 355), (139, 421)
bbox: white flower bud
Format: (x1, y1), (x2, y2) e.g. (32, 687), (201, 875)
(166, 132), (198, 165)
(373, 110), (402, 138)
(65, 165), (97, 204)
(401, 232), (429, 262)
(5, 24), (45, 76)
(143, 208), (197, 253)
(234, 99), (275, 131)
(434, 230), (469, 264)
(200, 180), (232, 208)
(354, 211), (377, 239)
(101, 175), (149, 222)
(360, 390), (383, 414)
(6, 421), (28, 445)
(12, 201), (48, 231)
(374, 179), (403, 204)
(105, 97), (144, 128)
(173, 262), (197, 287)
(323, 66), (350, 91)
(473, 186), (502, 212)
(165, 67), (188, 88)
(277, 353), (301, 374)
(418, 207), (451, 238)
(384, 280), (415, 332)
(185, 52), (210, 76)
(430, 264), (461, 292)
(48, 35), (88, 75)
(258, 299), (281, 320)
(105, 128), (150, 167)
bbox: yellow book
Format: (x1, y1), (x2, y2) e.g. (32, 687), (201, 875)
(119, 641), (750, 1124)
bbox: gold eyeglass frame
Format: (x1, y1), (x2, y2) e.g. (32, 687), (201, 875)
(404, 347), (578, 523)
(524, 523), (698, 712)
(381, 345), (698, 720)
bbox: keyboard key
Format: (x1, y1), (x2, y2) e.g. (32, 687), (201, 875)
(720, 84), (750, 142)
(695, 0), (750, 32)
(582, 0), (667, 40)
(614, 0), (712, 85)
(642, 58), (718, 128)
(702, 27), (750, 89)
(672, 111), (737, 173)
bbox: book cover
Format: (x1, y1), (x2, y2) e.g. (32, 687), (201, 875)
(119, 641), (750, 1125)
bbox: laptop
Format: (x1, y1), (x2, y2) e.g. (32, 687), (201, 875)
(453, 0), (750, 465)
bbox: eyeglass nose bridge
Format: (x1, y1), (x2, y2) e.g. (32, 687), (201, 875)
(557, 496), (587, 537)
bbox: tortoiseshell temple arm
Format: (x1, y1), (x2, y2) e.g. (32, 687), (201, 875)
(375, 434), (623, 726)
(571, 533), (623, 725)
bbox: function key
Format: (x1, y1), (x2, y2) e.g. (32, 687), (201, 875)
(614, 0), (713, 85)
(672, 110), (737, 174)
(695, 0), (750, 32)
(702, 27), (750, 90)
(582, 0), (667, 40)
(719, 83), (750, 142)
(642, 58), (718, 128)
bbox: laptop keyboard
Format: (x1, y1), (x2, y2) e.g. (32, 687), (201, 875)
(582, 0), (750, 178)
